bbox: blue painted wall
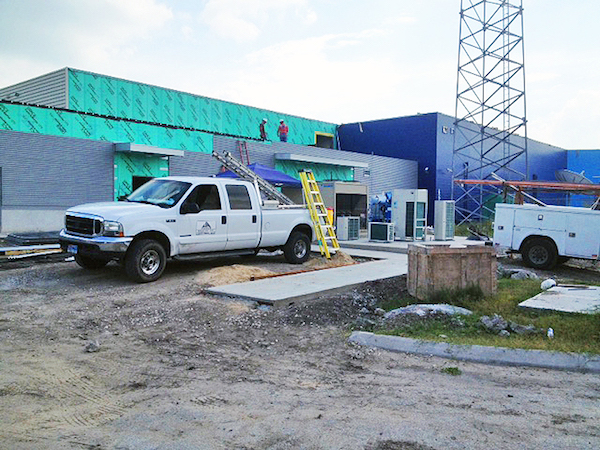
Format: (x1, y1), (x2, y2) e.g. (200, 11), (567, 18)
(338, 112), (569, 223)
(337, 113), (438, 222)
(567, 149), (600, 207)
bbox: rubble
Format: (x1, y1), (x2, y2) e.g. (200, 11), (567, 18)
(384, 304), (473, 320)
(497, 263), (539, 280)
(480, 314), (543, 336)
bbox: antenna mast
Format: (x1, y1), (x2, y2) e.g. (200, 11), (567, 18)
(452, 0), (528, 223)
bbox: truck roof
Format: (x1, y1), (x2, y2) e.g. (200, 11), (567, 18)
(496, 202), (599, 214)
(159, 176), (251, 185)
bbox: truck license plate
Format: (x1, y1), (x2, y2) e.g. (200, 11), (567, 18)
(67, 244), (78, 254)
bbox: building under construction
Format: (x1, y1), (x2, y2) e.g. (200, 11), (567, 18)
(0, 67), (598, 234)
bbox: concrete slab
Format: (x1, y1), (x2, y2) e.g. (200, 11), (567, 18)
(519, 285), (600, 314)
(206, 247), (407, 307)
(205, 237), (485, 307)
(339, 236), (487, 254)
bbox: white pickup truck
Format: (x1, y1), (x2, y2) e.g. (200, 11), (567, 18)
(59, 177), (314, 282)
(493, 203), (600, 269)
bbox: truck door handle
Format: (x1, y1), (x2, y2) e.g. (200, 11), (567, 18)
(569, 232), (576, 238)
(252, 215), (257, 223)
(222, 216), (227, 225)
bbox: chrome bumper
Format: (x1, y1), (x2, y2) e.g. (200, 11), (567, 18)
(59, 229), (133, 253)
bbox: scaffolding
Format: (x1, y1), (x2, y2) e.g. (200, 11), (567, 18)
(452, 0), (528, 223)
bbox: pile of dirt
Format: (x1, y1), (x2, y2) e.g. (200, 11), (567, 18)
(305, 250), (356, 269)
(196, 264), (276, 286)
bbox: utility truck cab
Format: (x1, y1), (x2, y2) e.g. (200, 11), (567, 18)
(59, 177), (313, 282)
(493, 203), (600, 269)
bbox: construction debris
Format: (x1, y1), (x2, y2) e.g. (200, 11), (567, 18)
(196, 265), (276, 287)
(305, 251), (355, 269)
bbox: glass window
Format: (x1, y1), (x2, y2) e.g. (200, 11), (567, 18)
(127, 179), (191, 208)
(184, 184), (222, 211)
(226, 185), (252, 210)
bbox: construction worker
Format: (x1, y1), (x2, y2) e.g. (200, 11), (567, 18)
(259, 118), (268, 140)
(277, 119), (289, 142)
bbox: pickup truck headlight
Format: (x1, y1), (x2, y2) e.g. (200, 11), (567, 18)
(102, 220), (124, 237)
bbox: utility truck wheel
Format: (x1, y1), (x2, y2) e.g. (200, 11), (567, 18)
(126, 239), (166, 283)
(75, 254), (109, 270)
(283, 232), (310, 264)
(522, 238), (557, 270)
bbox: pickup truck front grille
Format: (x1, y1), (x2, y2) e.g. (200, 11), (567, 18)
(66, 214), (102, 236)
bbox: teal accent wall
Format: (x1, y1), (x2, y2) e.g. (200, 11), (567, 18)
(114, 153), (169, 200)
(67, 69), (337, 146)
(0, 102), (213, 153)
(275, 160), (353, 182)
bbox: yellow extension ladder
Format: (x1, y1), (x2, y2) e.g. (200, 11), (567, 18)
(299, 170), (340, 259)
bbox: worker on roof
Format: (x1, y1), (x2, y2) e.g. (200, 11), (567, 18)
(277, 119), (289, 142)
(259, 118), (268, 141)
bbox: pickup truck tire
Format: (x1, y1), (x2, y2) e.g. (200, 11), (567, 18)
(125, 239), (167, 283)
(75, 254), (109, 270)
(522, 238), (557, 270)
(283, 232), (310, 264)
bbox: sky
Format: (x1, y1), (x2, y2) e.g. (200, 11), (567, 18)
(0, 0), (598, 149)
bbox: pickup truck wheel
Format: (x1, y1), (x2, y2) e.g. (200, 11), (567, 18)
(125, 239), (166, 283)
(283, 232), (310, 264)
(522, 238), (557, 270)
(75, 254), (109, 270)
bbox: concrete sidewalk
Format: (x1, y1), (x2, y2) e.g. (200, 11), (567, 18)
(349, 331), (600, 373)
(205, 237), (485, 306)
(206, 247), (407, 307)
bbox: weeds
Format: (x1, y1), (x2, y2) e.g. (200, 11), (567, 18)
(375, 279), (600, 354)
(441, 367), (462, 376)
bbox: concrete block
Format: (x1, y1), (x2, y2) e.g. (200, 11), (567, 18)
(408, 243), (497, 300)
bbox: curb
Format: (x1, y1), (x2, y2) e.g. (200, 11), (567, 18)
(349, 331), (600, 373)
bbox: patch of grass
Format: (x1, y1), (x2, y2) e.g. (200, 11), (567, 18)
(376, 279), (600, 354)
(441, 367), (462, 376)
(455, 220), (494, 238)
(427, 284), (485, 307)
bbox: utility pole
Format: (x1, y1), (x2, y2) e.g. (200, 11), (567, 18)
(452, 0), (528, 223)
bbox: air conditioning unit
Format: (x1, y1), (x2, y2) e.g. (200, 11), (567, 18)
(369, 222), (395, 242)
(434, 200), (455, 240)
(391, 189), (428, 240)
(336, 216), (360, 240)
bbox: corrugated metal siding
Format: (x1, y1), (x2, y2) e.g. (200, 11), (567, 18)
(0, 129), (113, 208)
(0, 69), (68, 108)
(169, 150), (218, 177)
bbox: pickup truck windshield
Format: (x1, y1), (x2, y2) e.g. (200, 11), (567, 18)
(127, 179), (192, 208)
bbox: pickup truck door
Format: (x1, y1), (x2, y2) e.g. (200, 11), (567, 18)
(178, 183), (228, 254)
(224, 183), (261, 250)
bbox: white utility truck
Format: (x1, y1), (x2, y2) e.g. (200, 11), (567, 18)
(59, 177), (314, 282)
(493, 202), (600, 269)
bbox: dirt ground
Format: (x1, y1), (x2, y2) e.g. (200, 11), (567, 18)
(1, 251), (599, 450)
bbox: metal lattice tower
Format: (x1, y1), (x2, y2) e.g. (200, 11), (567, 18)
(452, 0), (528, 223)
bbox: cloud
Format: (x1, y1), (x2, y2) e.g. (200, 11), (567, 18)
(0, 0), (173, 70)
(384, 15), (418, 25)
(215, 31), (450, 123)
(200, 0), (316, 42)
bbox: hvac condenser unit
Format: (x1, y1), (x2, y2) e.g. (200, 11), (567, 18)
(369, 222), (395, 242)
(434, 200), (455, 241)
(391, 189), (428, 240)
(336, 216), (360, 240)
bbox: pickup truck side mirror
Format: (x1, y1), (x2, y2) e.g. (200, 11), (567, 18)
(180, 202), (200, 214)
